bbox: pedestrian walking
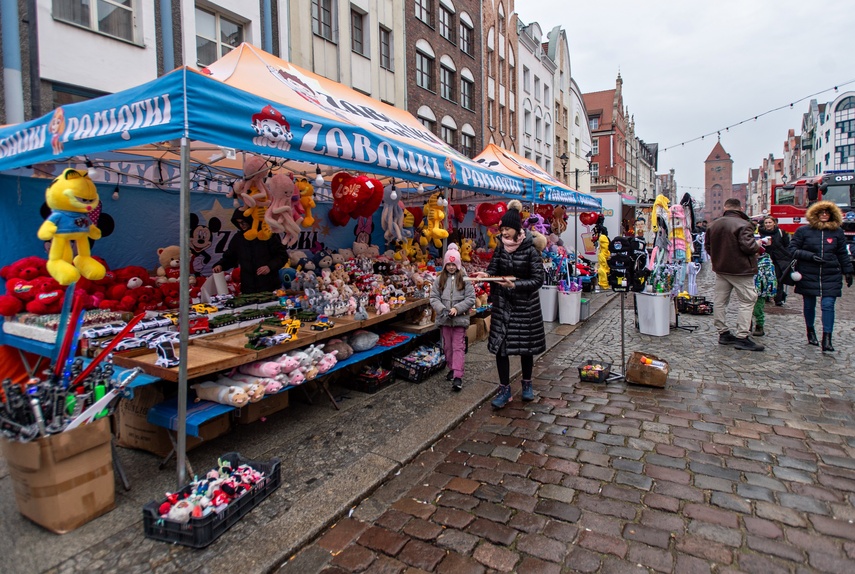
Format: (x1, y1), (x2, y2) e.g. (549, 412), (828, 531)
(473, 200), (546, 408)
(704, 198), (765, 351)
(758, 216), (790, 306)
(751, 252), (777, 337)
(429, 243), (475, 391)
(788, 201), (854, 352)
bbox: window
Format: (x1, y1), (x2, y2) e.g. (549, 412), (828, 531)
(461, 133), (475, 157)
(589, 116), (599, 130)
(509, 63), (516, 92)
(488, 103), (494, 128)
(415, 0), (432, 26)
(420, 117), (436, 133)
(836, 96), (855, 112)
(535, 116), (542, 140)
(498, 58), (504, 86)
(460, 78), (473, 110)
(379, 27), (392, 70)
(524, 110), (532, 135)
(523, 67), (530, 93)
(442, 126), (456, 146)
(351, 9), (365, 55)
(837, 144), (855, 164)
(534, 76), (541, 101)
(498, 13), (505, 34)
(312, 0), (334, 41)
(840, 119), (855, 138)
(440, 66), (455, 101)
(591, 163), (599, 177)
(196, 8), (244, 66)
(52, 82), (106, 108)
(509, 111), (515, 138)
(416, 51), (434, 91)
(53, 0), (137, 42)
(544, 86), (550, 106)
(439, 7), (454, 42)
(459, 22), (473, 55)
(592, 138), (599, 155)
(499, 104), (504, 132)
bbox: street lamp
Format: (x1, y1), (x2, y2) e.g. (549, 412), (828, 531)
(559, 152), (569, 181)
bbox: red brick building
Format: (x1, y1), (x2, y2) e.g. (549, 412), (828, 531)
(583, 74), (628, 194)
(704, 141), (733, 221)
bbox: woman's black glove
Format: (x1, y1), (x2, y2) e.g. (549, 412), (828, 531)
(812, 255), (824, 263)
(847, 274), (853, 288)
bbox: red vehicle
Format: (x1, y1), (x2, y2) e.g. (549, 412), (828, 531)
(188, 316), (212, 335)
(770, 171), (855, 246)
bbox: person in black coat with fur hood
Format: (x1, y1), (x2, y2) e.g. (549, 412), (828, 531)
(789, 200), (854, 352)
(474, 200), (547, 409)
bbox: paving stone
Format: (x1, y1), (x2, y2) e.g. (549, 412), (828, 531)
(436, 529), (480, 555)
(622, 524), (671, 549)
(516, 533), (568, 563)
(537, 484), (576, 504)
(473, 483), (506, 503)
(396, 539), (446, 571)
(576, 493), (638, 520)
(473, 501), (513, 523)
(627, 542), (674, 573)
(436, 491), (479, 511)
(675, 535), (733, 564)
(331, 544), (377, 571)
(529, 468), (564, 484)
(612, 458), (644, 473)
(508, 510), (547, 534)
(564, 547), (602, 573)
(645, 464), (692, 485)
(737, 553), (790, 574)
(466, 518), (518, 546)
(392, 498), (437, 520)
(746, 535), (804, 562)
(542, 520), (579, 543)
(358, 526), (410, 556)
(435, 552), (485, 574)
(688, 522), (743, 547)
(492, 445), (522, 462)
(577, 530), (628, 559)
(693, 474), (733, 493)
(377, 509), (417, 531)
(581, 463), (616, 481)
(674, 554), (713, 574)
(755, 502), (808, 527)
(709, 492), (752, 514)
(735, 483), (776, 503)
(645, 453), (687, 469)
(472, 542), (518, 572)
(516, 556), (561, 574)
(808, 551), (855, 574)
(643, 492), (680, 512)
(689, 461), (741, 481)
(445, 477), (481, 495)
(615, 470), (653, 491)
(778, 492), (831, 515)
(652, 480), (705, 502)
(432, 507), (475, 529)
(810, 515), (855, 541)
(318, 518), (370, 553)
(402, 519), (443, 542)
(534, 499), (581, 523)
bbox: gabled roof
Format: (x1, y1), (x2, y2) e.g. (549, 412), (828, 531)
(705, 142), (731, 163)
(582, 89), (615, 126)
(750, 168), (760, 181)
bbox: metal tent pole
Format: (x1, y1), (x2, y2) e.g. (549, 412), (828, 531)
(176, 138), (190, 488)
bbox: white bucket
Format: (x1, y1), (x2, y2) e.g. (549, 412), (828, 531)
(539, 285), (558, 322)
(636, 292), (671, 336)
(558, 291), (582, 325)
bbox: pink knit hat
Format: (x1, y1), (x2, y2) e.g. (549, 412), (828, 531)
(443, 243), (461, 268)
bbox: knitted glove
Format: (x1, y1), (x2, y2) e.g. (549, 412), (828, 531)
(846, 274), (853, 288)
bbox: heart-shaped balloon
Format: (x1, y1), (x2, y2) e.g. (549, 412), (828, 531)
(351, 177), (384, 218)
(580, 212), (599, 226)
(331, 172), (359, 215)
(475, 202), (507, 227)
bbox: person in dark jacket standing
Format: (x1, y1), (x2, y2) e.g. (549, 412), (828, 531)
(758, 216), (790, 306)
(213, 208), (288, 294)
(704, 198), (765, 351)
(788, 200), (853, 352)
(474, 200), (546, 409)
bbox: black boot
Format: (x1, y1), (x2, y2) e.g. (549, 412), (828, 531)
(807, 328), (819, 346)
(822, 332), (835, 353)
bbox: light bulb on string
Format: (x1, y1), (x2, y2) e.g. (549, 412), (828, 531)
(85, 159), (97, 178)
(417, 183), (425, 193)
(112, 184), (120, 201)
(314, 166), (324, 187)
(390, 179), (397, 201)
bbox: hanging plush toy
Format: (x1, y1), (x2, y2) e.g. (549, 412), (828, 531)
(37, 168), (106, 285)
(296, 178), (316, 227)
(419, 192), (449, 249)
(381, 184), (405, 244)
(234, 155), (272, 241)
(552, 206), (568, 235)
(264, 173), (301, 247)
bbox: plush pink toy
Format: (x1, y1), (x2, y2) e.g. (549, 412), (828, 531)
(230, 372), (282, 395)
(216, 375), (265, 403)
(288, 350), (312, 369)
(317, 350), (339, 374)
(275, 354), (301, 375)
(239, 360), (282, 378)
(192, 381), (250, 407)
(304, 343), (326, 363)
(265, 173), (302, 247)
(286, 368), (306, 386)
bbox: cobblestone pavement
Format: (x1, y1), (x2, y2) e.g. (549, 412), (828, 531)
(278, 268), (855, 574)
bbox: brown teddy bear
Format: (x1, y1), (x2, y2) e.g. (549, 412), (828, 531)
(156, 246), (195, 286)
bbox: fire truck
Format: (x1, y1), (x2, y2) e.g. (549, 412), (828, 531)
(770, 171), (855, 257)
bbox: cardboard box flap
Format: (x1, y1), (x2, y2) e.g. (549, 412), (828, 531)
(51, 417), (112, 463)
(1, 439), (42, 472)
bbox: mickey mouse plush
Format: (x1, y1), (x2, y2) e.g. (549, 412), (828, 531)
(189, 213), (222, 274)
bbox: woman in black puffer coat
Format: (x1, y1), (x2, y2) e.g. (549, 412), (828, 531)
(758, 216), (790, 306)
(789, 201), (854, 352)
(475, 200), (546, 408)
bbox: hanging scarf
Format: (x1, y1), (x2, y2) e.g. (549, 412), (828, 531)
(502, 234), (524, 253)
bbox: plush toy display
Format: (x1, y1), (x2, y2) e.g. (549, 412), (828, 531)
(264, 173), (302, 247)
(381, 185), (405, 244)
(37, 169), (107, 285)
(155, 246), (195, 286)
(234, 155), (272, 241)
(419, 192), (449, 249)
(297, 178), (316, 227)
(25, 277), (65, 314)
(192, 381), (250, 407)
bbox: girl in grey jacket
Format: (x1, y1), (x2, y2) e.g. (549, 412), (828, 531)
(430, 244), (476, 391)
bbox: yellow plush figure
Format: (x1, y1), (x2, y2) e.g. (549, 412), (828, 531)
(597, 233), (611, 290)
(297, 178), (316, 227)
(487, 229), (498, 250)
(420, 192), (449, 249)
(460, 238), (474, 262)
(37, 168), (106, 285)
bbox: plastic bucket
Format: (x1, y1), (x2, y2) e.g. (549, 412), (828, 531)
(539, 285), (558, 322)
(558, 291), (582, 325)
(636, 292), (671, 336)
(580, 298), (590, 320)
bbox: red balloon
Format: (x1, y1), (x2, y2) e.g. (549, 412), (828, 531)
(475, 202), (507, 227)
(331, 172), (359, 214)
(328, 205), (350, 227)
(579, 212), (599, 226)
(407, 206), (424, 228)
(352, 177), (384, 218)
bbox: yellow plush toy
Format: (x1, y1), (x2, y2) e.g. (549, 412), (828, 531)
(296, 178), (316, 227)
(37, 168), (106, 285)
(460, 238), (474, 262)
(597, 233), (611, 290)
(419, 192), (449, 249)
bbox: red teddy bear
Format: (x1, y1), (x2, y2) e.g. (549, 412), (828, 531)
(26, 277), (65, 314)
(0, 256), (48, 282)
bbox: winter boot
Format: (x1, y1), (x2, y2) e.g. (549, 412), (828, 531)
(822, 332), (835, 353)
(807, 328), (819, 346)
(521, 379), (534, 402)
(734, 337), (765, 352)
(491, 384), (512, 409)
(452, 377), (463, 392)
(752, 325), (765, 337)
(446, 370), (454, 381)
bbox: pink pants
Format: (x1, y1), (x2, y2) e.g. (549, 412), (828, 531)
(441, 325), (466, 378)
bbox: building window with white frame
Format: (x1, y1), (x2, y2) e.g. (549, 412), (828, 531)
(312, 0), (335, 41)
(460, 77), (473, 110)
(589, 116), (599, 130)
(416, 51), (434, 91)
(591, 163), (599, 177)
(351, 9), (366, 55)
(461, 132), (475, 157)
(439, 6), (454, 42)
(442, 125), (456, 146)
(415, 0), (432, 26)
(379, 26), (393, 70)
(196, 7), (244, 66)
(534, 76), (541, 101)
(420, 116), (436, 133)
(53, 0), (138, 43)
(592, 137), (599, 156)
(440, 66), (455, 101)
(524, 109), (532, 135)
(459, 21), (473, 55)
(523, 67), (530, 93)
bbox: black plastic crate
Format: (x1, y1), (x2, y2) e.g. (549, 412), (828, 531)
(142, 452), (281, 548)
(577, 360), (612, 383)
(348, 367), (395, 394)
(391, 347), (446, 383)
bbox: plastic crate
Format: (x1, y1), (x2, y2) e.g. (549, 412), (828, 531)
(391, 346), (446, 383)
(577, 360), (612, 383)
(142, 452), (281, 548)
(347, 367), (395, 394)
(685, 301), (713, 315)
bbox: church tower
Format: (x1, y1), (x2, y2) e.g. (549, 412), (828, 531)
(704, 141), (733, 221)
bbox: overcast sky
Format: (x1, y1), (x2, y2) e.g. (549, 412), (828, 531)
(521, 0), (855, 201)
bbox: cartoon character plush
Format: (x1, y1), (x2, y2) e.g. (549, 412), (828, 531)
(233, 155), (272, 241)
(381, 185), (405, 244)
(460, 238), (474, 262)
(189, 213), (222, 274)
(296, 178), (316, 227)
(37, 169), (106, 285)
(156, 246), (182, 285)
(264, 173), (302, 247)
(552, 205), (568, 235)
(419, 192), (449, 249)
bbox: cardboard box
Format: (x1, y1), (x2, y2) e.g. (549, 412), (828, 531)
(625, 351), (670, 388)
(466, 323), (479, 345)
(114, 386), (231, 456)
(236, 391), (290, 425)
(1, 417), (115, 533)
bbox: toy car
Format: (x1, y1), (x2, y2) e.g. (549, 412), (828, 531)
(82, 323), (127, 339)
(236, 309), (264, 321)
(258, 333), (292, 347)
(191, 303), (219, 315)
(311, 315), (335, 331)
(188, 316), (212, 335)
(208, 313), (238, 329)
(155, 340), (180, 368)
(132, 316), (174, 332)
(103, 337), (147, 352)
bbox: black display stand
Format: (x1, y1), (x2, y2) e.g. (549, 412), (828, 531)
(605, 290), (626, 382)
(672, 298), (697, 332)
